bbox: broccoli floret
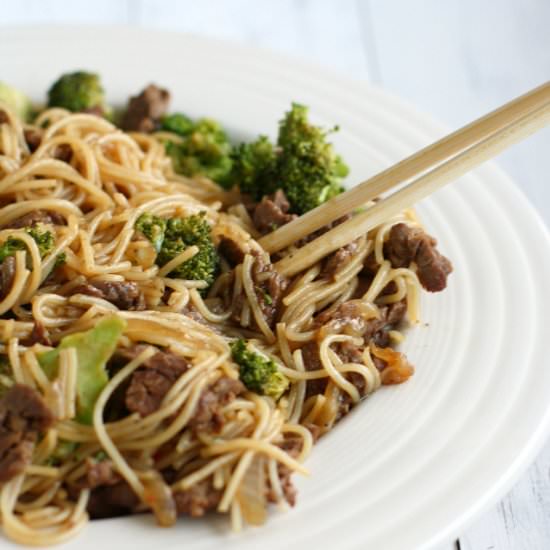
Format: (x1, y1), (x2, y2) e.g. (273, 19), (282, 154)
(135, 213), (166, 253)
(227, 103), (348, 214)
(158, 213), (219, 285)
(0, 226), (54, 263)
(229, 136), (278, 200)
(137, 212), (219, 288)
(160, 113), (194, 136)
(165, 118), (233, 187)
(47, 71), (106, 113)
(276, 103), (348, 214)
(0, 82), (32, 121)
(231, 339), (289, 400)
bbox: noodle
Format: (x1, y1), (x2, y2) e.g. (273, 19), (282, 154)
(0, 97), (450, 546)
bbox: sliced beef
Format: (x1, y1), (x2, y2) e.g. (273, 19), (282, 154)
(321, 239), (361, 279)
(301, 300), (407, 399)
(246, 253), (289, 328)
(218, 236), (246, 267)
(120, 84), (171, 133)
(53, 143), (73, 163)
(85, 458), (119, 489)
(253, 256), (289, 327)
(123, 346), (190, 417)
(0, 384), (54, 482)
(231, 253), (288, 329)
(315, 299), (407, 343)
(73, 280), (146, 311)
(86, 481), (140, 519)
(174, 478), (222, 517)
(266, 434), (302, 506)
(5, 209), (65, 229)
(23, 128), (41, 152)
(189, 377), (245, 433)
(71, 458), (120, 491)
(0, 256), (16, 300)
(21, 321), (52, 347)
(301, 342), (327, 398)
(384, 223), (452, 292)
(253, 190), (297, 234)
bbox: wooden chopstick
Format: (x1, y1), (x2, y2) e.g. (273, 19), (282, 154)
(260, 81), (550, 255)
(274, 92), (550, 278)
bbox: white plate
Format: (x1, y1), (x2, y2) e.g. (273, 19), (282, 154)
(2, 26), (550, 550)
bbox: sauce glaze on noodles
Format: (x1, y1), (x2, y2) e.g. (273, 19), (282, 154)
(0, 105), (422, 545)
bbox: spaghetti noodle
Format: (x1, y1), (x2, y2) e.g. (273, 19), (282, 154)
(0, 94), (451, 545)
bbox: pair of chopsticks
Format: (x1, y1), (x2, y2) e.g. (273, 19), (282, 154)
(259, 82), (550, 277)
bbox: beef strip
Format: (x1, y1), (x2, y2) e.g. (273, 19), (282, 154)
(23, 128), (41, 152)
(188, 377), (245, 433)
(86, 481), (140, 519)
(5, 209), (66, 229)
(123, 346), (190, 417)
(218, 236), (246, 267)
(120, 84), (171, 133)
(252, 190), (298, 235)
(0, 384), (54, 482)
(71, 458), (120, 491)
(0, 111), (8, 124)
(231, 252), (288, 329)
(72, 280), (146, 311)
(53, 143), (73, 163)
(253, 256), (289, 327)
(303, 339), (362, 402)
(21, 321), (52, 346)
(384, 223), (453, 292)
(302, 300), (408, 398)
(321, 239), (361, 279)
(85, 459), (120, 489)
(315, 299), (407, 342)
(265, 434), (302, 506)
(0, 256), (16, 300)
(174, 478), (222, 517)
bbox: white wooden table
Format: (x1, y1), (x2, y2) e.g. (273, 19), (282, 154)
(1, 1), (549, 548)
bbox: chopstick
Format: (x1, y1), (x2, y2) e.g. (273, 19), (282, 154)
(273, 86), (550, 278)
(260, 82), (550, 256)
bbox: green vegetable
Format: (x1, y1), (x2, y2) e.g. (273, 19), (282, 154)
(135, 213), (166, 253)
(228, 102), (348, 214)
(157, 213), (219, 287)
(231, 339), (289, 400)
(276, 103), (348, 214)
(0, 226), (55, 263)
(54, 252), (67, 269)
(136, 212), (219, 289)
(94, 450), (108, 462)
(0, 82), (32, 121)
(164, 117), (233, 186)
(47, 71), (106, 114)
(160, 113), (194, 136)
(229, 136), (278, 199)
(39, 317), (126, 424)
(45, 440), (79, 466)
(257, 287), (272, 306)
